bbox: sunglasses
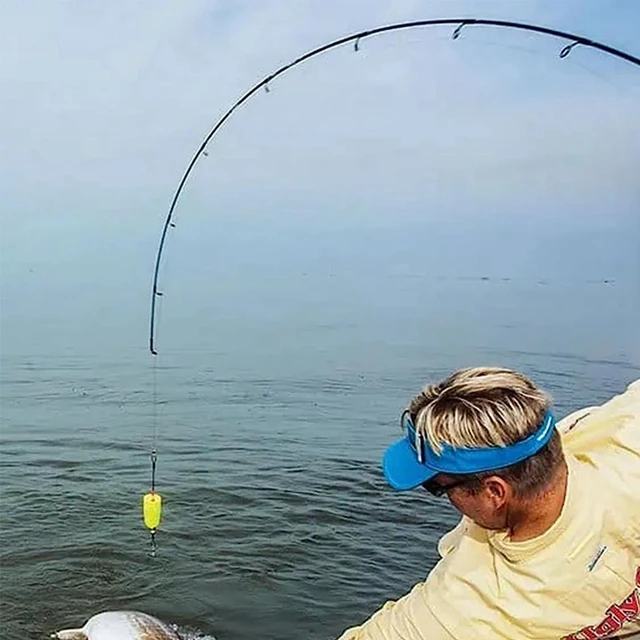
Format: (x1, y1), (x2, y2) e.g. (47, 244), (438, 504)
(421, 477), (471, 497)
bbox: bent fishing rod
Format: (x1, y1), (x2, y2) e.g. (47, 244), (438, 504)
(141, 18), (639, 553)
(148, 17), (640, 356)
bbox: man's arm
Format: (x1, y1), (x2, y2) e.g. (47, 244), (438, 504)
(336, 581), (456, 640)
(559, 378), (640, 458)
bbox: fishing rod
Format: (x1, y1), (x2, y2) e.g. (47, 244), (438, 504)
(148, 17), (640, 356)
(142, 17), (640, 551)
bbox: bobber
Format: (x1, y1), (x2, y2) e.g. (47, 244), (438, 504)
(143, 491), (162, 531)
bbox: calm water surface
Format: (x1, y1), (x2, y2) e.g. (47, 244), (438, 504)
(1, 269), (638, 640)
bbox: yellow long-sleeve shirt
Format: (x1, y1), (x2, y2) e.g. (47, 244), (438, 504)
(338, 379), (640, 640)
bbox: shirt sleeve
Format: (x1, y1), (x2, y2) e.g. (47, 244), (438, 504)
(335, 580), (457, 640)
(559, 378), (640, 458)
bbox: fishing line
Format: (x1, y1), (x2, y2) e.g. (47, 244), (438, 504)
(345, 31), (635, 96)
(143, 17), (640, 551)
(143, 275), (165, 555)
(142, 354), (162, 556)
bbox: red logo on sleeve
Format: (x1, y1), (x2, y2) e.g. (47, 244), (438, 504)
(562, 567), (640, 640)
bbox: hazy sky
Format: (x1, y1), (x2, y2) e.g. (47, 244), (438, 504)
(1, 0), (639, 350)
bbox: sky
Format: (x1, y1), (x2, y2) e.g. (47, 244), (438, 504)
(1, 0), (639, 353)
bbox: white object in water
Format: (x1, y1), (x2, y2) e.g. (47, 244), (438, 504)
(52, 611), (181, 640)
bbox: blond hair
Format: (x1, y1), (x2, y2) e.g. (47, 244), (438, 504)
(409, 367), (551, 454)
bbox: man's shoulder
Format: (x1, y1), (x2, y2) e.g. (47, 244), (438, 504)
(559, 378), (640, 475)
(429, 519), (496, 588)
(565, 380), (640, 515)
(436, 517), (482, 559)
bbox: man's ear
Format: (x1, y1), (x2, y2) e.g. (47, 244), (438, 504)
(483, 476), (510, 509)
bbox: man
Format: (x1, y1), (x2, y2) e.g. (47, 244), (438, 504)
(337, 367), (640, 640)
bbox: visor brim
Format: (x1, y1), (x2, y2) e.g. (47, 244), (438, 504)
(382, 437), (439, 491)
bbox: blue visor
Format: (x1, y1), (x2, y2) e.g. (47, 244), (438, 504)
(383, 411), (556, 491)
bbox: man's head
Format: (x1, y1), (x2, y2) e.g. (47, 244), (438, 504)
(383, 367), (566, 530)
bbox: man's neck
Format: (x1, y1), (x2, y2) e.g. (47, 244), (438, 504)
(508, 462), (569, 542)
